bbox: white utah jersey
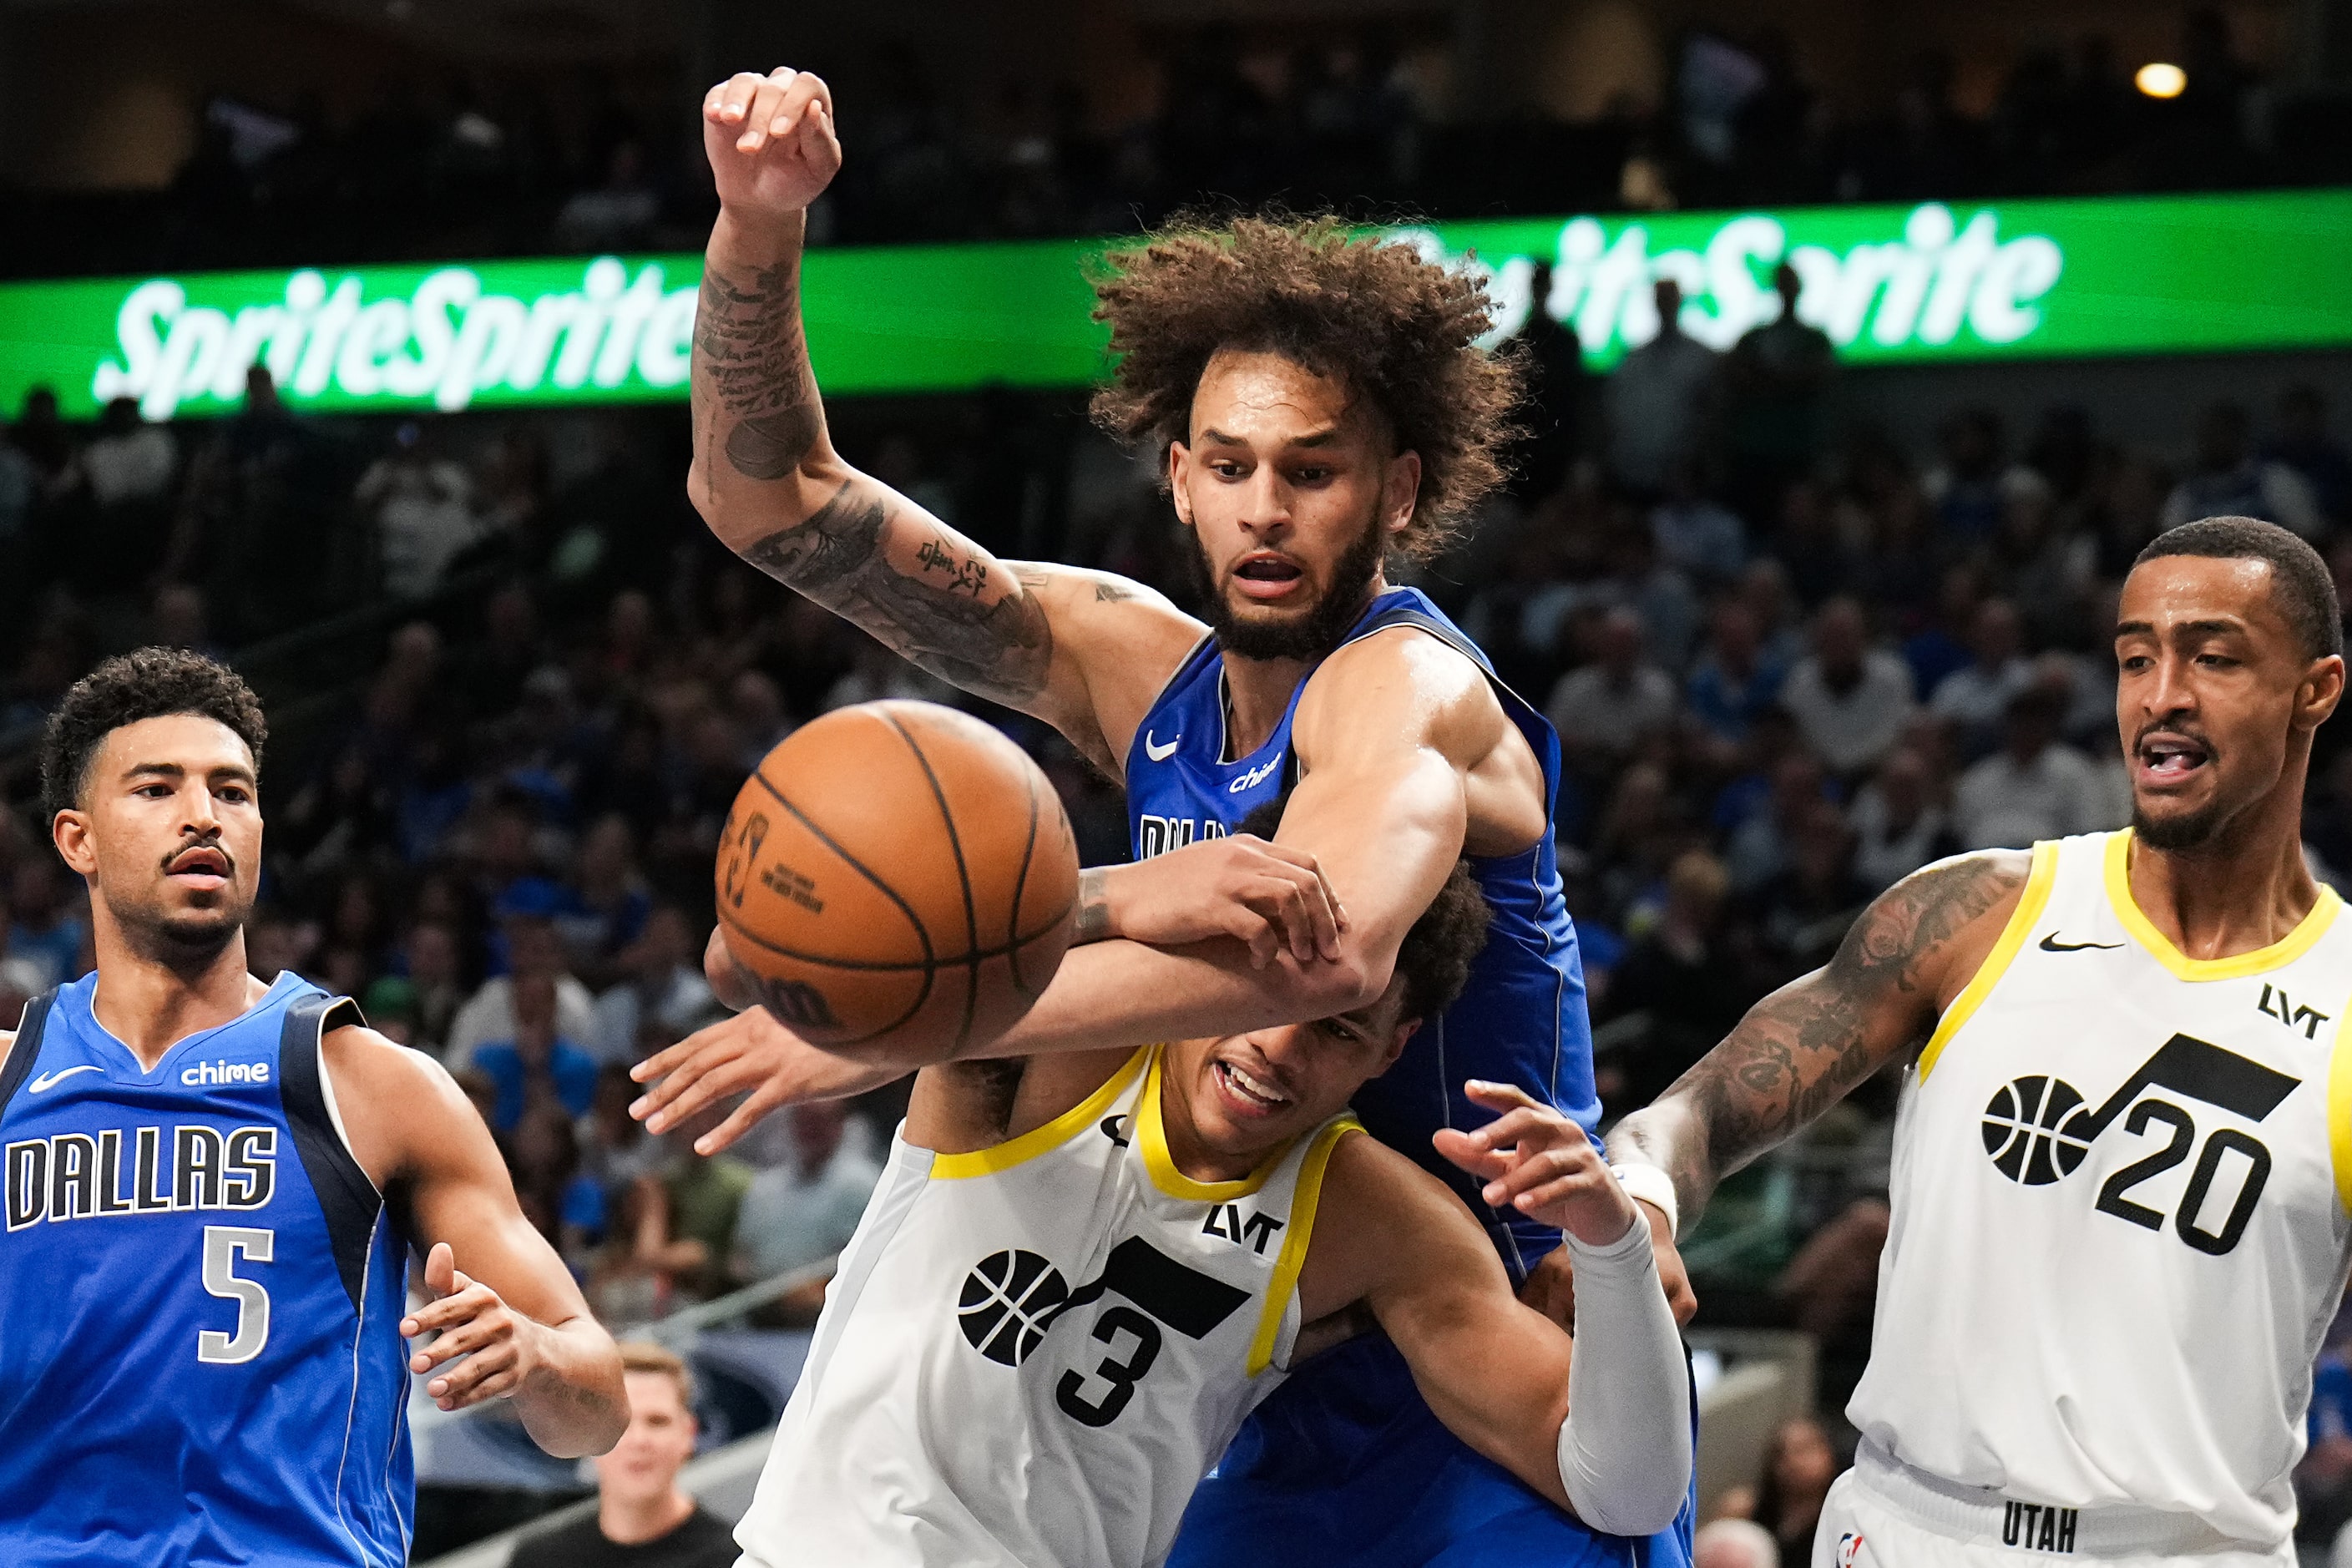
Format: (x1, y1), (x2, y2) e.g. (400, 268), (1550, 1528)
(736, 1044), (1360, 1568)
(1850, 830), (2352, 1545)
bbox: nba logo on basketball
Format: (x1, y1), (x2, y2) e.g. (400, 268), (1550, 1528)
(1837, 1530), (1867, 1568)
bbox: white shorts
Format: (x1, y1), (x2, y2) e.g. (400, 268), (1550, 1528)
(1811, 1446), (2294, 1568)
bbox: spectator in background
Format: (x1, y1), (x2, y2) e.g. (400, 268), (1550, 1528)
(472, 971), (599, 1132)
(1778, 597), (1914, 776)
(1722, 262), (1835, 521)
(2162, 401), (2323, 537)
(1603, 850), (1750, 1110)
(1923, 407), (2023, 544)
(556, 139), (663, 252)
(79, 397), (177, 510)
(1953, 684), (2111, 849)
(446, 914), (598, 1069)
(1692, 1519), (1779, 1568)
(1500, 261), (1586, 504)
(397, 920), (467, 1055)
(1651, 460), (1747, 587)
(1545, 607), (1678, 767)
(8, 857), (87, 989)
(592, 905), (719, 1065)
(1605, 278), (1720, 495)
(2267, 384), (2350, 529)
(629, 1105), (753, 1306)
(1685, 598), (1786, 755)
(1928, 597), (2032, 760)
(562, 813), (655, 984)
(357, 421), (482, 599)
(732, 1100), (883, 1313)
(507, 1343), (739, 1568)
(1850, 747), (1957, 891)
(1712, 1417), (1844, 1561)
(509, 1099), (604, 1261)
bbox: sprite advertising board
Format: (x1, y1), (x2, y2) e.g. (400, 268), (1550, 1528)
(4, 188), (2349, 422)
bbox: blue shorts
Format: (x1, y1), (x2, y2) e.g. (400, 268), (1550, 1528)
(1170, 1335), (1696, 1568)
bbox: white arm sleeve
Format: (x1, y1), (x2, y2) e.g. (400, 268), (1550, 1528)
(1555, 1208), (1693, 1537)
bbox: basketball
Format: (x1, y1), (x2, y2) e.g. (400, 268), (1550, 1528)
(713, 699), (1081, 1057)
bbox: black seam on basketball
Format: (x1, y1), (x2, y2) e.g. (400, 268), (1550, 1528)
(1006, 770), (1041, 999)
(747, 766), (936, 966)
(880, 710), (981, 1058)
(718, 895), (1076, 968)
(716, 908), (933, 1046)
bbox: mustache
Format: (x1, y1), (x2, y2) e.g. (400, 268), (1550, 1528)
(161, 836), (235, 876)
(2132, 721), (2215, 753)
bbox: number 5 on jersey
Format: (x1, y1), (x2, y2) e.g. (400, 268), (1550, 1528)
(198, 1226), (272, 1364)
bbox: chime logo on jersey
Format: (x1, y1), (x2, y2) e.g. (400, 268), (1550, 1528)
(4, 1124), (277, 1230)
(1979, 1032), (2299, 1256)
(956, 1237), (1252, 1427)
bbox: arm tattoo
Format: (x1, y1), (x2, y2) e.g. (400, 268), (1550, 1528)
(693, 260), (822, 483)
(1611, 852), (2024, 1217)
(741, 482), (1054, 706)
(1074, 867), (1112, 943)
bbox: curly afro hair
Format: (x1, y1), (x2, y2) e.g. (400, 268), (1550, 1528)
(40, 648), (267, 822)
(1089, 215), (1523, 561)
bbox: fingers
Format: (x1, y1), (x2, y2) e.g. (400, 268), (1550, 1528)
(428, 1338), (520, 1409)
(1431, 1126), (1513, 1181)
(1229, 840), (1348, 955)
(1464, 1079), (1544, 1115)
(703, 1079), (790, 1156)
(402, 1277), (492, 1341)
(422, 1241), (454, 1298)
(630, 1029), (748, 1124)
(1451, 1103), (1560, 1156)
(1480, 1139), (1606, 1211)
(705, 68), (832, 154)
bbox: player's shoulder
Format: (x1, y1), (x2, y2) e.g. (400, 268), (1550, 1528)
(319, 1022), (475, 1120)
(1298, 619), (1504, 744)
(1299, 1124), (1500, 1316)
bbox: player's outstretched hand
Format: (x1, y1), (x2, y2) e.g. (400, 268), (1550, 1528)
(402, 1242), (544, 1413)
(703, 68), (841, 221)
(1434, 1082), (1637, 1248)
(630, 1007), (903, 1155)
(1091, 834), (1348, 967)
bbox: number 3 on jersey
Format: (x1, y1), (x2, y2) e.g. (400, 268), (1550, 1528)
(198, 1225), (272, 1364)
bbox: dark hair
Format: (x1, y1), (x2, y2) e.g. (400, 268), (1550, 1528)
(1089, 215), (1523, 561)
(2132, 516), (2344, 660)
(1390, 858), (1491, 1021)
(39, 648), (267, 822)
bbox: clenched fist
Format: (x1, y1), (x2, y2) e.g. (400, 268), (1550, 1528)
(702, 68), (842, 221)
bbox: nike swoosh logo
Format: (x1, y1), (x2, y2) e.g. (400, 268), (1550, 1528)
(2040, 933), (2125, 953)
(1144, 731), (1180, 762)
(27, 1065), (101, 1094)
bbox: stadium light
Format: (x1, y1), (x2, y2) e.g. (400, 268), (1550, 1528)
(2135, 62), (2188, 99)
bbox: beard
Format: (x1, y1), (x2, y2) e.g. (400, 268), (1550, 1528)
(1188, 511), (1388, 663)
(2132, 796), (2233, 852)
(109, 862), (250, 969)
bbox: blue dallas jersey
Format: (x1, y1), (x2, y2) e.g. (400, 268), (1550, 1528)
(1136, 588), (1692, 1568)
(0, 972), (413, 1567)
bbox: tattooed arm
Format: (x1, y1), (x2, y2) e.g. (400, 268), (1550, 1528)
(689, 69), (1200, 772)
(1607, 850), (2031, 1225)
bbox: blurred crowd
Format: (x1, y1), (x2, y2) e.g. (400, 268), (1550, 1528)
(6, 8), (2346, 281)
(5, 195), (2352, 1524)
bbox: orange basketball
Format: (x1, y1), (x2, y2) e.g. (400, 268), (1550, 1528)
(713, 700), (1080, 1057)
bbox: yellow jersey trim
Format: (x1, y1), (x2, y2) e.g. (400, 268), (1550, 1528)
(2104, 829), (2342, 981)
(1246, 1117), (1363, 1378)
(928, 1046), (1151, 1180)
(1919, 841), (2059, 1081)
(1137, 1045), (1290, 1202)
(2327, 997), (2352, 1214)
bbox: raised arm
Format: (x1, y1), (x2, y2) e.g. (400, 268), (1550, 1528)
(1606, 849), (2031, 1227)
(688, 69), (1198, 771)
(326, 1028), (625, 1458)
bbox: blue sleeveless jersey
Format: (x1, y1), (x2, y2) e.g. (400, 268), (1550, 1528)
(1136, 589), (1692, 1568)
(1125, 586), (1598, 1277)
(0, 973), (414, 1566)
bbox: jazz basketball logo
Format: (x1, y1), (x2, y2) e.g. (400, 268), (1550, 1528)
(1980, 1033), (2298, 1256)
(956, 1239), (1250, 1428)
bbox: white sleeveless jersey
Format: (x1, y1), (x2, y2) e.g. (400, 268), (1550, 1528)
(735, 1044), (1361, 1568)
(1850, 830), (2352, 1545)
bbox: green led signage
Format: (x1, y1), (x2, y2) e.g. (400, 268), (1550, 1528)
(3, 188), (2348, 421)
